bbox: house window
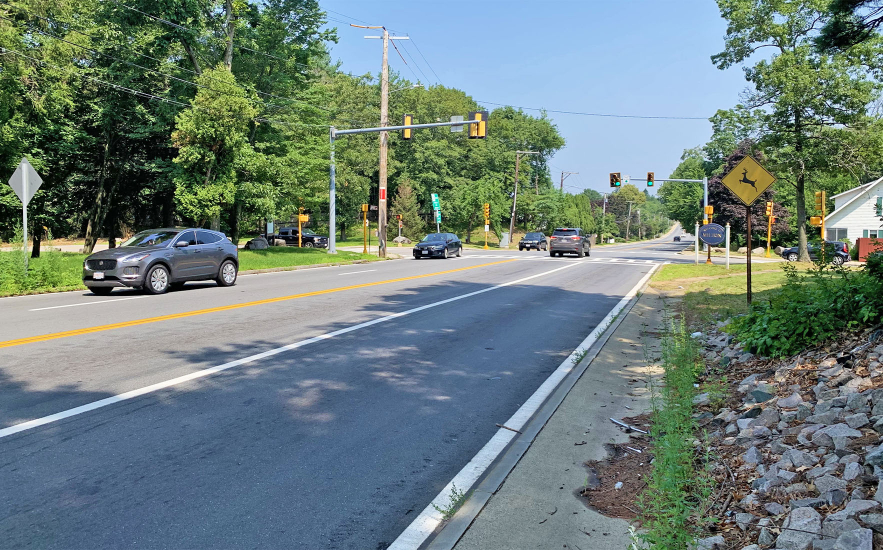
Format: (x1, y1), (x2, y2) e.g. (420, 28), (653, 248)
(826, 228), (847, 241)
(863, 230), (881, 238)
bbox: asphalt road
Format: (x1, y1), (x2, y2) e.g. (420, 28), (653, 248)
(1, 234), (692, 549)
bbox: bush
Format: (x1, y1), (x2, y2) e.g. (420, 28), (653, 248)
(866, 251), (883, 279)
(731, 263), (883, 357)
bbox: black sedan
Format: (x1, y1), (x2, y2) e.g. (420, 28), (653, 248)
(519, 232), (547, 251)
(780, 241), (849, 266)
(413, 233), (462, 259)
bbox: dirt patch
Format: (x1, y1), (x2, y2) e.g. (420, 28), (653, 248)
(579, 414), (652, 520)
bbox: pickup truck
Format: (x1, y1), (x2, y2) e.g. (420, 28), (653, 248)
(267, 227), (328, 248)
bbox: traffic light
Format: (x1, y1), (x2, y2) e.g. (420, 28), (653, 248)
(647, 172), (655, 187)
(609, 172), (621, 187)
(468, 111), (488, 139)
(810, 216), (822, 227)
(395, 214), (402, 221)
(704, 205), (714, 216)
(483, 203), (490, 218)
(765, 201), (773, 216)
(361, 203), (369, 213)
(402, 114), (413, 140)
(814, 191), (825, 212)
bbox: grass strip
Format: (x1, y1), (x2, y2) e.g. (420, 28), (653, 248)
(637, 321), (712, 549)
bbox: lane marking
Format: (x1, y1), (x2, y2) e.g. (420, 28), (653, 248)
(337, 269), (376, 276)
(0, 261), (582, 440)
(388, 263), (663, 550)
(0, 260), (515, 349)
(29, 296), (145, 312)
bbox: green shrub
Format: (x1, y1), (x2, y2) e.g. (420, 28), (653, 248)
(867, 251), (883, 279)
(731, 263), (883, 357)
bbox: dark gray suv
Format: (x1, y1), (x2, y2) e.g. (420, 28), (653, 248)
(549, 227), (591, 257)
(82, 228), (239, 295)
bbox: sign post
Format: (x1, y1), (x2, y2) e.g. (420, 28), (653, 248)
(695, 222), (700, 265)
(725, 223), (731, 270)
(361, 203), (369, 254)
(721, 155), (776, 305)
(7, 158), (43, 271)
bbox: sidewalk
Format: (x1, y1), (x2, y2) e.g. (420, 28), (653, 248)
(434, 287), (667, 550)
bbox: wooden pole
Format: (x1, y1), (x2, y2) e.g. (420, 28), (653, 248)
(377, 28), (389, 258)
(746, 204), (752, 305)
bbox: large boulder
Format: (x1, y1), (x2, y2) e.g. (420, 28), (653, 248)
(392, 236), (412, 244)
(752, 247), (766, 255)
(245, 236), (269, 250)
(273, 239), (287, 247)
(738, 246), (748, 254)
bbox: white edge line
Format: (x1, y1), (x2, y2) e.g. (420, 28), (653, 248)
(387, 262), (663, 550)
(29, 296), (145, 312)
(337, 269), (377, 276)
(0, 262), (583, 440)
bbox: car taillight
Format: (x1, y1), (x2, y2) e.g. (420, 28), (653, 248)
(571, 236), (579, 240)
(550, 236), (557, 239)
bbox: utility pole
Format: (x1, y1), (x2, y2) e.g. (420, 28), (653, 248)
(509, 150), (538, 240)
(560, 171), (578, 192)
(534, 174), (538, 195)
(356, 24), (409, 259)
(637, 209), (641, 240)
(625, 201), (634, 240)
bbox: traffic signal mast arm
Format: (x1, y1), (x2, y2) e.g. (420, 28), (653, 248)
(333, 119), (483, 137)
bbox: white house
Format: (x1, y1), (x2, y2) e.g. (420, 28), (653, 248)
(824, 177), (883, 242)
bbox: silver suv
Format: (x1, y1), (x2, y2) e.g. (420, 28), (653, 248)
(82, 228), (239, 295)
(549, 227), (591, 258)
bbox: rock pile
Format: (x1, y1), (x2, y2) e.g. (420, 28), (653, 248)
(693, 326), (883, 549)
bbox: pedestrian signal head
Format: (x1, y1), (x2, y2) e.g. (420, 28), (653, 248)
(704, 205), (714, 216)
(468, 111), (488, 139)
(609, 173), (621, 188)
(402, 114), (413, 140)
(646, 172), (654, 187)
(810, 216), (822, 227)
(361, 203), (369, 213)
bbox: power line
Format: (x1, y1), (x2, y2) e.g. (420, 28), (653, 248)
(408, 38), (443, 86)
(0, 45), (332, 130)
(396, 40), (431, 85)
(476, 100), (708, 120)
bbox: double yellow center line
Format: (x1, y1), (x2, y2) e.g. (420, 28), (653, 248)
(0, 260), (516, 349)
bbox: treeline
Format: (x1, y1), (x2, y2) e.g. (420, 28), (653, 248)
(659, 0), (883, 257)
(0, 0), (642, 254)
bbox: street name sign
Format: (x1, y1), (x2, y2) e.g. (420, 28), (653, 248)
(699, 223), (726, 246)
(431, 193), (440, 210)
(721, 156), (775, 206)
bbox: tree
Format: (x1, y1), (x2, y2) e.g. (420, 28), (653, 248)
(818, 0), (883, 50)
(712, 0), (879, 260)
(392, 179), (424, 240)
(658, 148), (706, 231)
(607, 184), (646, 239)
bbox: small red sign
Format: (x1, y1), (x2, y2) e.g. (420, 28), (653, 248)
(379, 188), (386, 201)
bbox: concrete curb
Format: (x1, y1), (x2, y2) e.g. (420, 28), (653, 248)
(421, 273), (655, 550)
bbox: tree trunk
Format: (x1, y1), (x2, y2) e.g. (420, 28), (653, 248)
(230, 200), (241, 244)
(31, 231), (40, 259)
(182, 40), (202, 75)
(161, 191), (175, 227)
(83, 138), (113, 254)
(795, 114), (811, 262)
(223, 0), (234, 71)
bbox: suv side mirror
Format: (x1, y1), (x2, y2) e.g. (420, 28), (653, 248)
(175, 241), (189, 248)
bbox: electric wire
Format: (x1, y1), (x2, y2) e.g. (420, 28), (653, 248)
(408, 37), (443, 86)
(476, 100), (708, 120)
(397, 40), (431, 86)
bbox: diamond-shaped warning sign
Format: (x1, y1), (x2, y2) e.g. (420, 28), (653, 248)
(721, 156), (775, 206)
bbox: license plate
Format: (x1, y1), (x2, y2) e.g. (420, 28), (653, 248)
(93, 272), (105, 280)
(422, 250), (429, 254)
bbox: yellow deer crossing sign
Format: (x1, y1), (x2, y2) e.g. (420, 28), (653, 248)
(721, 156), (776, 206)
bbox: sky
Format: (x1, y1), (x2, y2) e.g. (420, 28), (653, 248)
(318, 0), (749, 196)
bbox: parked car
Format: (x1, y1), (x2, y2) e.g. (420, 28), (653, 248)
(82, 228), (239, 295)
(549, 227), (591, 258)
(780, 241), (849, 266)
(413, 233), (462, 259)
(519, 232), (547, 251)
(268, 227), (328, 248)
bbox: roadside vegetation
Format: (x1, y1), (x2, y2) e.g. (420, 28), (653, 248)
(0, 246), (384, 297)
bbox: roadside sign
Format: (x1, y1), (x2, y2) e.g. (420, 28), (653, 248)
(431, 193), (440, 210)
(8, 157), (42, 205)
(379, 188), (386, 201)
(450, 115), (464, 133)
(484, 224), (490, 232)
(435, 210), (442, 223)
(721, 156), (776, 206)
(267, 221), (274, 235)
(399, 220), (403, 229)
(699, 223), (726, 246)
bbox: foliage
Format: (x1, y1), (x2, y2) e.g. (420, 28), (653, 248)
(730, 263), (883, 357)
(638, 321), (712, 549)
(391, 180), (425, 240)
(865, 250), (883, 278)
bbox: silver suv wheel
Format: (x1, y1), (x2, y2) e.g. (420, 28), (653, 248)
(146, 265), (170, 294)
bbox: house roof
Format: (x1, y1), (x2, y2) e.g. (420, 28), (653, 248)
(827, 177), (883, 225)
(830, 179), (878, 200)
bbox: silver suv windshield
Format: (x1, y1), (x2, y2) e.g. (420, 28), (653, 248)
(120, 230), (179, 247)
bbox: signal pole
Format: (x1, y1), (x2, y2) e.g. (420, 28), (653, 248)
(355, 24), (409, 259)
(560, 171), (578, 192)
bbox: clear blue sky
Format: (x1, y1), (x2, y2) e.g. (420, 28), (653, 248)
(319, 0), (747, 196)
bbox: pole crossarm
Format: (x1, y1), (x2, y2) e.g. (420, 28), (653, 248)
(334, 119), (480, 137)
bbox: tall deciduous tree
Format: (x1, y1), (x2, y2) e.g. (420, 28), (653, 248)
(712, 0), (879, 260)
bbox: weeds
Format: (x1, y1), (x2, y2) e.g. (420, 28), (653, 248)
(432, 483), (468, 522)
(637, 319), (713, 549)
(571, 347), (588, 365)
